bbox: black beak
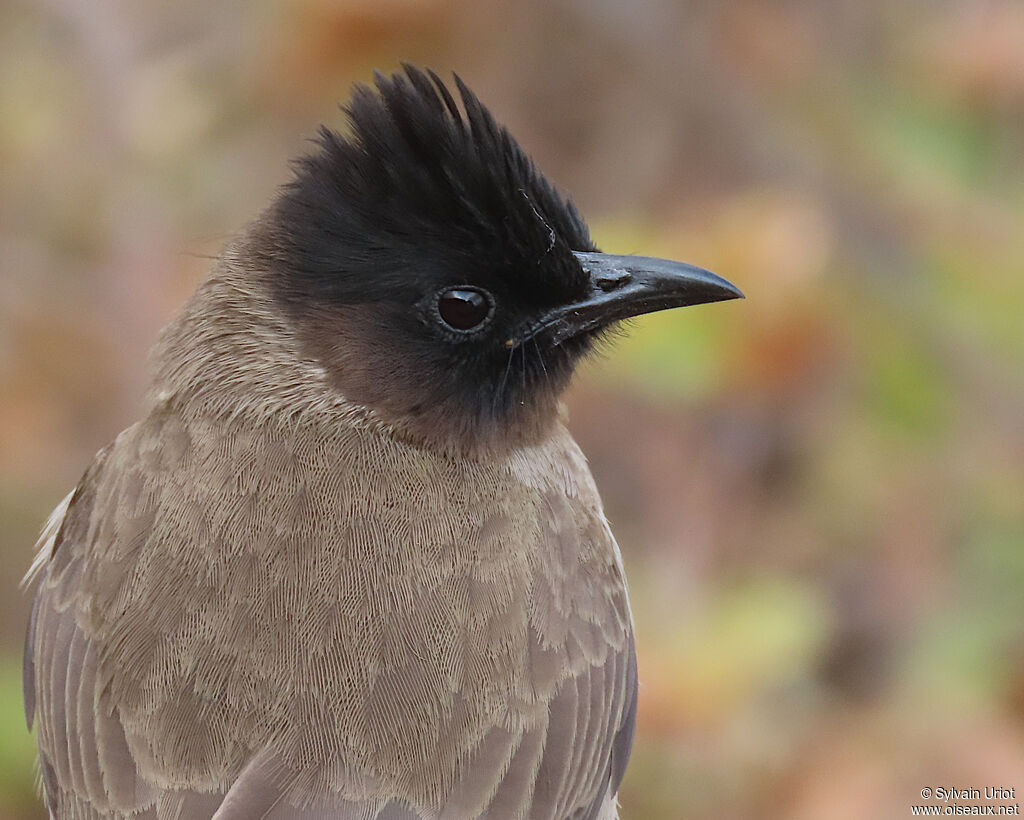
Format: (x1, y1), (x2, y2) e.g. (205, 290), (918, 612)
(527, 251), (743, 347)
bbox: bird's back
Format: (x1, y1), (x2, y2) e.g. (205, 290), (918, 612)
(25, 394), (636, 819)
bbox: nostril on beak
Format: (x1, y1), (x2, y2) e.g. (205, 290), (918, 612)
(594, 270), (632, 292)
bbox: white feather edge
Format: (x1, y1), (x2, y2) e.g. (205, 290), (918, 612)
(21, 489), (74, 589)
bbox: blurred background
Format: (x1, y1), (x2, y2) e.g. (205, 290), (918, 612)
(2, 0), (1023, 817)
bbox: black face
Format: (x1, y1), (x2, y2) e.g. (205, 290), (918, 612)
(258, 65), (741, 443)
(303, 239), (601, 433)
(260, 65), (602, 433)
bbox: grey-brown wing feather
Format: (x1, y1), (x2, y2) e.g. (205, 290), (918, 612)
(25, 450), (159, 818)
(427, 628), (635, 820)
(524, 632), (635, 820)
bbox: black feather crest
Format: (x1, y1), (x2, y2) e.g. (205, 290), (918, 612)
(264, 64), (595, 307)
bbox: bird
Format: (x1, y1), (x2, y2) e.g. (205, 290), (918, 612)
(23, 64), (742, 820)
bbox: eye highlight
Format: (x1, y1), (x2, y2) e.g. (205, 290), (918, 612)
(437, 288), (493, 332)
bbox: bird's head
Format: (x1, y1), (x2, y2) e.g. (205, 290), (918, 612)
(254, 65), (741, 450)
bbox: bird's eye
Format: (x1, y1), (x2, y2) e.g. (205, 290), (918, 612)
(437, 288), (492, 332)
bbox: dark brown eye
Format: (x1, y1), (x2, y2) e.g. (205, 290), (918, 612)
(437, 288), (492, 332)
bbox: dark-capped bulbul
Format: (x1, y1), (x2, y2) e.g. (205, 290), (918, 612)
(24, 65), (741, 819)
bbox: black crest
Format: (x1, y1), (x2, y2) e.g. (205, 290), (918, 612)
(264, 64), (596, 308)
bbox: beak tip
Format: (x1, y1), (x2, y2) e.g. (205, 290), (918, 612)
(698, 276), (744, 305)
